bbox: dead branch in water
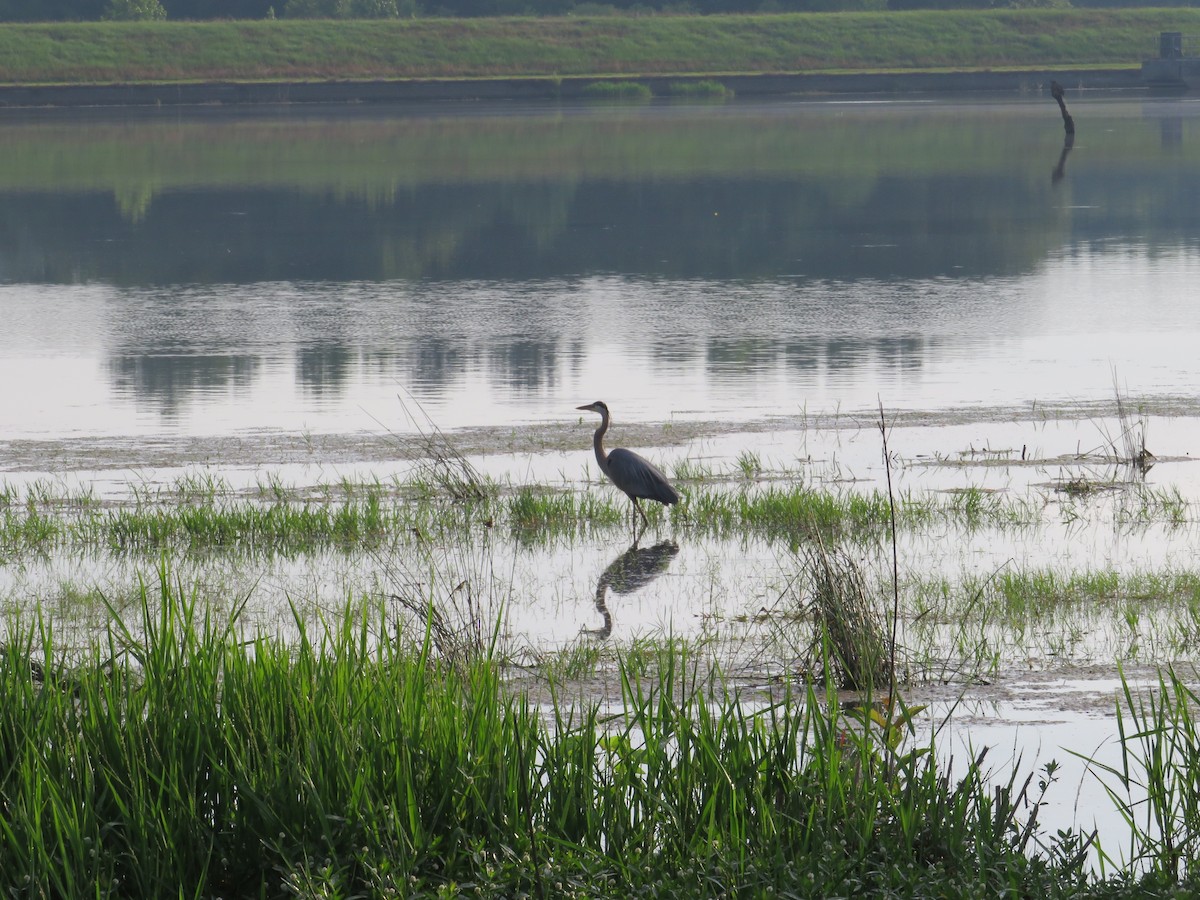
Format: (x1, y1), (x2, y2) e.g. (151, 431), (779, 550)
(1050, 79), (1075, 136)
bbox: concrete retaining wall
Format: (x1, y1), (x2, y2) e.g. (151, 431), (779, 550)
(0, 68), (1145, 108)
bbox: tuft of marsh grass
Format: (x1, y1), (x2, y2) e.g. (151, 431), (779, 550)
(507, 487), (623, 537)
(672, 456), (715, 483)
(1115, 485), (1190, 528)
(1108, 369), (1155, 474)
(532, 637), (608, 682)
(802, 544), (891, 691)
(736, 449), (762, 480)
(679, 485), (913, 542)
(0, 479), (100, 512)
(391, 394), (495, 504)
(914, 568), (1200, 624)
(0, 508), (59, 556)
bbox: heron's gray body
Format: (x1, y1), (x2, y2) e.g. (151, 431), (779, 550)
(604, 448), (678, 505)
(578, 401), (679, 526)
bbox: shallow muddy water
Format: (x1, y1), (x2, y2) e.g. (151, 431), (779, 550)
(3, 94), (1200, 861)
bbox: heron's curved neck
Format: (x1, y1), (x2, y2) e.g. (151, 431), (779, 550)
(592, 409), (611, 471)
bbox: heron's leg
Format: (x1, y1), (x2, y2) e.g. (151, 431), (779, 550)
(633, 497), (649, 529)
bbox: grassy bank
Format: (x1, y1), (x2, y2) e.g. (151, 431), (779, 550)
(0, 9), (1190, 85)
(0, 569), (1163, 897)
(7, 569), (1200, 895)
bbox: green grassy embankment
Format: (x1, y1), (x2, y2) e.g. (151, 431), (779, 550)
(0, 9), (1192, 86)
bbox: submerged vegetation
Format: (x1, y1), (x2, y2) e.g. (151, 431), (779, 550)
(0, 474), (1079, 557)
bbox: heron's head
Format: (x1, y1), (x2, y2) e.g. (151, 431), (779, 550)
(577, 401), (608, 417)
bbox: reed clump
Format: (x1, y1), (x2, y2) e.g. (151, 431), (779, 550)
(802, 544), (892, 690)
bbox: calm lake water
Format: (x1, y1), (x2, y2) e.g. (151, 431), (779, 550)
(2, 94), (1199, 442)
(5, 93), (1200, 862)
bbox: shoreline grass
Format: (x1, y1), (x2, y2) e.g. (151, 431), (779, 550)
(0, 567), (1134, 897)
(0, 10), (1192, 86)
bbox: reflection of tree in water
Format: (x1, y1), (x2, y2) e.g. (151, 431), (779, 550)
(406, 338), (465, 390)
(0, 173), (1073, 287)
(296, 344), (352, 397)
(108, 354), (259, 418)
(584, 539), (680, 640)
(707, 335), (931, 382)
(704, 339), (778, 373)
(783, 342), (819, 372)
(825, 339), (870, 372)
(488, 339), (573, 393)
(874, 336), (924, 372)
(363, 337), (584, 397)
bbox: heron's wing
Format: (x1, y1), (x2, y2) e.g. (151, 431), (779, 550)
(607, 448), (680, 505)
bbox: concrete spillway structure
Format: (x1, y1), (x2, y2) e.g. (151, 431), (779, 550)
(1143, 31), (1200, 91)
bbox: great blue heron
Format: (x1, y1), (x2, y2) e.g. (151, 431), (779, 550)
(577, 400), (679, 528)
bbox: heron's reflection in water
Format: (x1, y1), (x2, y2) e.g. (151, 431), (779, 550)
(583, 539), (680, 639)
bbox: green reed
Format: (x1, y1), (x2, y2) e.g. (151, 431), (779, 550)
(0, 505), (60, 556)
(1081, 667), (1200, 891)
(0, 568), (1103, 898)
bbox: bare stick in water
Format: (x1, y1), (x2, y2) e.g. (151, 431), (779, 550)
(1050, 80), (1075, 136)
